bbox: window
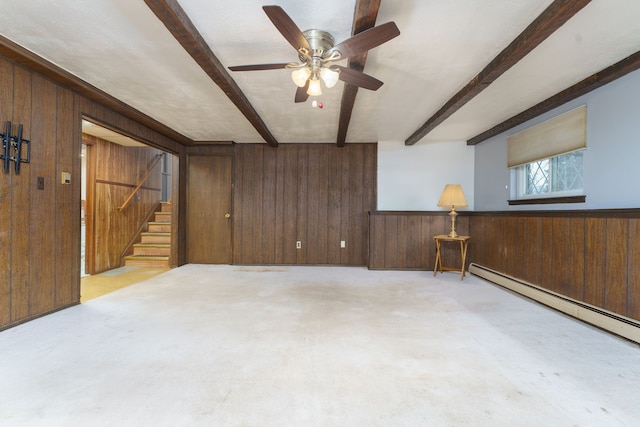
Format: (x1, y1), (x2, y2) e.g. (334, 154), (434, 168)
(513, 150), (583, 199)
(507, 106), (586, 204)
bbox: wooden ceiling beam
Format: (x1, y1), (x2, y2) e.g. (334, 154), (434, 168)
(336, 0), (381, 147)
(144, 0), (279, 147)
(468, 50), (640, 145)
(405, 0), (591, 146)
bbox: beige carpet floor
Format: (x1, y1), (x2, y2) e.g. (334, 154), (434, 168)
(1, 265), (639, 426)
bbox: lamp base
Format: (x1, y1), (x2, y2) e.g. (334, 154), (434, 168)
(448, 208), (458, 238)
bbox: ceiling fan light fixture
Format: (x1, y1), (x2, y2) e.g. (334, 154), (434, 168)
(307, 78), (323, 96)
(228, 7), (400, 103)
(291, 67), (311, 87)
(320, 67), (339, 88)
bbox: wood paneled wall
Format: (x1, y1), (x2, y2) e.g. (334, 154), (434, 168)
(0, 62), (78, 328)
(470, 211), (640, 322)
(84, 134), (163, 274)
(369, 212), (470, 270)
(368, 209), (640, 322)
(233, 143), (376, 265)
(0, 54), (184, 330)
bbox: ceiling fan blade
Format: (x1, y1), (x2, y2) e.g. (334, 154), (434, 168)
(228, 63), (290, 72)
(327, 22), (400, 60)
(295, 81), (309, 103)
(333, 66), (383, 91)
(263, 5), (311, 53)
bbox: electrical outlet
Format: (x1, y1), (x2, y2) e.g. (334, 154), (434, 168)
(296, 241), (301, 249)
(340, 240), (346, 248)
(36, 176), (45, 190)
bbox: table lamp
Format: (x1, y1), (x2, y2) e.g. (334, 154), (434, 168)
(437, 184), (468, 238)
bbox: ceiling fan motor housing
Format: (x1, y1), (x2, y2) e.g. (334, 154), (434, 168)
(300, 29), (335, 61)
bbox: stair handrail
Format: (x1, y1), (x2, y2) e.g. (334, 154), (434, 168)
(118, 153), (165, 211)
(119, 201), (162, 263)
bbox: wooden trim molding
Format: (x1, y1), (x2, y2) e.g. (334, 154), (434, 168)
(96, 179), (161, 192)
(371, 210), (457, 216)
(508, 195), (586, 206)
(471, 207), (640, 218)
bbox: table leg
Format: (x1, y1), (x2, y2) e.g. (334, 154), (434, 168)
(459, 240), (468, 280)
(433, 239), (442, 276)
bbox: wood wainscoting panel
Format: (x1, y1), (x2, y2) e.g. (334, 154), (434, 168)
(54, 86), (79, 307)
(584, 217), (607, 308)
(233, 143), (376, 266)
(306, 145), (323, 264)
(29, 74), (57, 316)
(10, 64), (32, 323)
(628, 219), (640, 320)
(361, 146), (377, 264)
(467, 215), (485, 267)
(505, 215), (526, 280)
(261, 146), (278, 264)
(338, 145), (352, 265)
(553, 217), (585, 301)
(369, 214), (385, 268)
(369, 212), (467, 270)
(0, 58), (12, 326)
(295, 145), (309, 264)
(522, 217), (543, 286)
(468, 210), (640, 323)
(604, 218), (628, 316)
(281, 145), (299, 264)
(347, 145), (366, 265)
(539, 217), (556, 294)
(474, 215), (508, 273)
(326, 146), (342, 265)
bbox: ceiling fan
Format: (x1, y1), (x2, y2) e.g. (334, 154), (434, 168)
(228, 5), (400, 103)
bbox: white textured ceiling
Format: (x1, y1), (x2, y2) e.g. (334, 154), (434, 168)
(0, 0), (639, 145)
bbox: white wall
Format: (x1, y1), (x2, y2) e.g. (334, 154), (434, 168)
(474, 68), (640, 211)
(378, 69), (640, 213)
(377, 140), (475, 211)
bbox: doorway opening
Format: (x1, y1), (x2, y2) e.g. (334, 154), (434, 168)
(80, 118), (176, 301)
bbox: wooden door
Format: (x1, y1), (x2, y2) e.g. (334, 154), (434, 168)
(187, 155), (233, 264)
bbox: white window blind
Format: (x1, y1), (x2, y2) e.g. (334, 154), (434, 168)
(507, 105), (586, 168)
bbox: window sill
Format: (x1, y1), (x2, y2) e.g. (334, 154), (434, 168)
(508, 195), (586, 206)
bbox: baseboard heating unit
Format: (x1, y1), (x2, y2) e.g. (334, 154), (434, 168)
(469, 263), (640, 345)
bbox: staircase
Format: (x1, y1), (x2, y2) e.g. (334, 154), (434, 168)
(124, 202), (172, 268)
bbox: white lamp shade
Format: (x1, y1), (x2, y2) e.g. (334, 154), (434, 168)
(437, 184), (468, 208)
(307, 78), (323, 96)
(320, 67), (339, 88)
(291, 67), (311, 87)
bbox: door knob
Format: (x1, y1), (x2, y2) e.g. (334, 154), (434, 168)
(224, 213), (231, 219)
